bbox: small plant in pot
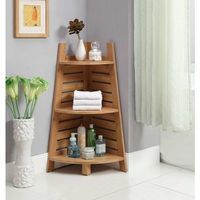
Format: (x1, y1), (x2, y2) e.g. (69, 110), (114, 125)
(6, 76), (48, 188)
(67, 18), (86, 61)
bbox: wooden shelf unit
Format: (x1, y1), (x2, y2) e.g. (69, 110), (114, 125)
(47, 42), (127, 175)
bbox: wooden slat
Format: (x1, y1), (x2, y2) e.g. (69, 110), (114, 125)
(90, 72), (111, 83)
(61, 92), (73, 102)
(90, 65), (110, 74)
(90, 82), (112, 93)
(106, 139), (118, 150)
(102, 93), (113, 102)
(57, 129), (75, 140)
(63, 73), (84, 83)
(56, 148), (67, 155)
(96, 127), (116, 140)
(62, 81), (84, 92)
(58, 118), (82, 131)
(58, 114), (83, 121)
(102, 101), (113, 107)
(94, 114), (115, 121)
(106, 148), (118, 155)
(62, 66), (84, 74)
(92, 118), (116, 131)
(57, 139), (69, 149)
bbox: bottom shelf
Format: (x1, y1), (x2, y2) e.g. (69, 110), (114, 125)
(49, 153), (124, 165)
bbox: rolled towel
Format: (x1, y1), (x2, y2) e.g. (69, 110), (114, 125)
(73, 99), (102, 106)
(73, 105), (102, 111)
(74, 90), (102, 100)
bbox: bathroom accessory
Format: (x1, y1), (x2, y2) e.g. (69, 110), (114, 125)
(77, 124), (86, 152)
(13, 118), (34, 188)
(95, 135), (106, 157)
(87, 124), (96, 148)
(68, 133), (80, 158)
(48, 42), (127, 175)
(82, 147), (95, 160)
(73, 90), (102, 111)
(73, 90), (102, 100)
(89, 41), (102, 61)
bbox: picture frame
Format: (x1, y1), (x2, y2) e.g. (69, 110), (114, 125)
(14, 0), (49, 38)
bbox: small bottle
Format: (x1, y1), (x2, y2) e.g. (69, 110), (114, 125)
(87, 124), (96, 148)
(95, 135), (106, 157)
(68, 133), (80, 158)
(77, 123), (86, 152)
(89, 41), (102, 61)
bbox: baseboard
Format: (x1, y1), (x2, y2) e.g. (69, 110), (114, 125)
(127, 145), (160, 173)
(106, 145), (160, 172)
(6, 146), (160, 181)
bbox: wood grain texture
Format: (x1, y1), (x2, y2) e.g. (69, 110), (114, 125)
(48, 42), (127, 175)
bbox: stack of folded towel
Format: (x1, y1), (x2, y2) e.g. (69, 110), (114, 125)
(73, 90), (102, 111)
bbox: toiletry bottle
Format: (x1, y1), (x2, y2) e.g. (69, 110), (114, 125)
(68, 133), (80, 158)
(77, 123), (86, 152)
(95, 135), (106, 156)
(87, 124), (96, 147)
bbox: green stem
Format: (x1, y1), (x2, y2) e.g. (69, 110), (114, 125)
(9, 97), (17, 119)
(77, 33), (80, 40)
(24, 101), (31, 119)
(30, 98), (37, 118)
(15, 99), (21, 119)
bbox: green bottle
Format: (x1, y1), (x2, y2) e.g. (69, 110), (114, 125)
(87, 124), (96, 147)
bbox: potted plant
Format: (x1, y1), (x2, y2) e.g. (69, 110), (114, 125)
(6, 76), (48, 188)
(67, 18), (86, 61)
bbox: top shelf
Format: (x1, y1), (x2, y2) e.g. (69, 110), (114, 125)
(58, 43), (115, 66)
(59, 59), (114, 66)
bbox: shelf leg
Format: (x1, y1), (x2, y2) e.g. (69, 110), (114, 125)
(47, 160), (55, 172)
(119, 160), (128, 172)
(82, 164), (91, 175)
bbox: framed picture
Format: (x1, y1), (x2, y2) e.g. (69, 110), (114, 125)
(14, 0), (49, 38)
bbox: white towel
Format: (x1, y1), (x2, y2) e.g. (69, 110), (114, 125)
(73, 105), (102, 111)
(73, 99), (102, 106)
(74, 90), (102, 100)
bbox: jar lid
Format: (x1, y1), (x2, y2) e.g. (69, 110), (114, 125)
(82, 147), (94, 153)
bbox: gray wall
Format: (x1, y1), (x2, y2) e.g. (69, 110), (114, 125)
(6, 0), (87, 162)
(87, 0), (160, 152)
(6, 0), (161, 162)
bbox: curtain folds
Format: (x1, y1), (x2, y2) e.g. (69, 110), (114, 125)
(134, 0), (191, 131)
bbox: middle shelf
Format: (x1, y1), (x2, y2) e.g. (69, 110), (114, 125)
(55, 107), (119, 115)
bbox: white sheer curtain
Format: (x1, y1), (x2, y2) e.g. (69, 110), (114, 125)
(134, 0), (191, 131)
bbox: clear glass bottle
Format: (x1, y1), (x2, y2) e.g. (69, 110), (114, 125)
(89, 41), (102, 61)
(95, 135), (106, 157)
(87, 124), (96, 148)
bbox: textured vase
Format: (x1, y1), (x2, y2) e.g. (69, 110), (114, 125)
(13, 119), (34, 188)
(75, 39), (86, 61)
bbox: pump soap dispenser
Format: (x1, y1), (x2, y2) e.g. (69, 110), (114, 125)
(68, 133), (80, 158)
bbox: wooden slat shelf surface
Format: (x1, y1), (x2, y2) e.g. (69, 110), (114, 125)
(59, 59), (114, 66)
(55, 107), (119, 115)
(49, 153), (124, 165)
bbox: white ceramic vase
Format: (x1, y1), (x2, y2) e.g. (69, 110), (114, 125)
(75, 39), (86, 61)
(13, 118), (34, 188)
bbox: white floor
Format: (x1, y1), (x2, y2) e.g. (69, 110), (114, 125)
(6, 163), (194, 200)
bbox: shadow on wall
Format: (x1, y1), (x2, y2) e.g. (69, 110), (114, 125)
(6, 121), (15, 163)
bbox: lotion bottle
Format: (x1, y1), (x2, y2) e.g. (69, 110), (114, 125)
(77, 123), (86, 152)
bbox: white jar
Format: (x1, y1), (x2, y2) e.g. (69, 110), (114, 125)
(82, 147), (95, 160)
(89, 41), (102, 61)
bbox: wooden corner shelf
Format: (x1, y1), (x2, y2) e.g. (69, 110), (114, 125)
(55, 107), (119, 115)
(47, 42), (127, 176)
